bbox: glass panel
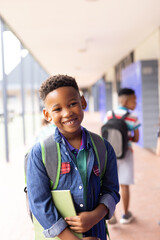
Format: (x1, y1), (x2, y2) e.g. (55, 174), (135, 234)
(4, 30), (24, 158)
(0, 18), (49, 162)
(23, 53), (35, 145)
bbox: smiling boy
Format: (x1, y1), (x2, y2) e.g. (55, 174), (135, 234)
(27, 75), (120, 240)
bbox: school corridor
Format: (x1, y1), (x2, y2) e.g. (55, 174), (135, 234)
(0, 112), (160, 240)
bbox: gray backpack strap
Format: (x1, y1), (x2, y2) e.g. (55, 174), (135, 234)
(89, 131), (107, 179)
(24, 136), (61, 222)
(42, 135), (61, 190)
(121, 111), (129, 120)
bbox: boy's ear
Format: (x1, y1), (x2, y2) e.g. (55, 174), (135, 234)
(43, 108), (52, 122)
(119, 95), (128, 106)
(81, 96), (87, 110)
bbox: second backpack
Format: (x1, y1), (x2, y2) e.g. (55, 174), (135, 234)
(101, 110), (129, 159)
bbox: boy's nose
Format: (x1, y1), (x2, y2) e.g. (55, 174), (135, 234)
(63, 108), (72, 117)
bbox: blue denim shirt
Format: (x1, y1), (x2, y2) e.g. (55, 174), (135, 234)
(27, 127), (120, 240)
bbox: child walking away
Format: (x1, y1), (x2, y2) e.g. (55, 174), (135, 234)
(104, 88), (141, 225)
(26, 75), (120, 240)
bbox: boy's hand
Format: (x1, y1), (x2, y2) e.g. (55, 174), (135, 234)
(65, 211), (95, 233)
(65, 203), (108, 233)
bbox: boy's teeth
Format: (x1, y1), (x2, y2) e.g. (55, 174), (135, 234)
(65, 120), (74, 125)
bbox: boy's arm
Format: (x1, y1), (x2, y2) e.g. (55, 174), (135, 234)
(58, 228), (100, 240)
(128, 114), (141, 142)
(27, 143), (68, 238)
(131, 128), (139, 142)
(58, 228), (80, 240)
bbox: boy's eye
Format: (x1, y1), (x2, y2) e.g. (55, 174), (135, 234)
(70, 102), (77, 107)
(53, 107), (61, 112)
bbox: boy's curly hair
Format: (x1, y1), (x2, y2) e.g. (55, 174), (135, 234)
(39, 75), (79, 101)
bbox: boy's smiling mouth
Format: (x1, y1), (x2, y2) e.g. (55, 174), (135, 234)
(63, 118), (78, 126)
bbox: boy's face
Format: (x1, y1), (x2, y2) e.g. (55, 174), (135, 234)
(126, 94), (137, 110)
(43, 86), (86, 137)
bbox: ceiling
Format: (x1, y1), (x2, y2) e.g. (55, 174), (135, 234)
(0, 0), (160, 88)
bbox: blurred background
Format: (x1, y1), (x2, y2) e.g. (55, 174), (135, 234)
(0, 1), (160, 240)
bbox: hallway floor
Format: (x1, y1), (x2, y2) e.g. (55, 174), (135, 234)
(108, 144), (160, 240)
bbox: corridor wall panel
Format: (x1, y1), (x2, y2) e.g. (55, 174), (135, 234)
(122, 60), (159, 149)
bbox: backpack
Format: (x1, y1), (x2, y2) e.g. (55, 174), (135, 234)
(24, 131), (110, 240)
(101, 110), (129, 159)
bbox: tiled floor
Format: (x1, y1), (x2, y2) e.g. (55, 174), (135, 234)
(0, 112), (160, 240)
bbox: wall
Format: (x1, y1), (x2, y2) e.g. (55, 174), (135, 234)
(135, 28), (160, 113)
(122, 60), (159, 149)
(134, 28), (160, 61)
(105, 67), (118, 109)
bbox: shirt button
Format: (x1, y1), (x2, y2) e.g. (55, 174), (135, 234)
(75, 167), (77, 170)
(80, 204), (84, 208)
(79, 185), (83, 190)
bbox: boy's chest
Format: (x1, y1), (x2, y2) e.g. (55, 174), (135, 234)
(56, 148), (100, 190)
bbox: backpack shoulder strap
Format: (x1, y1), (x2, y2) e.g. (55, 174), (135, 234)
(41, 135), (61, 190)
(89, 131), (107, 179)
(121, 111), (130, 120)
(112, 110), (116, 119)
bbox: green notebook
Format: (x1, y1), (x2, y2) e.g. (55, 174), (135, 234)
(33, 190), (82, 240)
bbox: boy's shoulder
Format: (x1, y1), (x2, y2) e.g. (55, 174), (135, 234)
(106, 107), (128, 119)
(28, 141), (42, 160)
(114, 107), (139, 119)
